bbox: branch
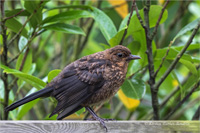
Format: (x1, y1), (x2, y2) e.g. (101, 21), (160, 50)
(8, 31), (38, 64)
(155, 21), (200, 89)
(7, 13), (34, 46)
(7, 1), (44, 46)
(164, 80), (200, 120)
(1, 0), (9, 120)
(4, 9), (24, 20)
(133, 1), (145, 29)
(158, 1), (191, 47)
(192, 105), (200, 120)
(154, 41), (173, 77)
(150, 0), (169, 40)
(119, 0), (135, 45)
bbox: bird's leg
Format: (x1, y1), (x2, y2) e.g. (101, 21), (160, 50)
(85, 106), (108, 132)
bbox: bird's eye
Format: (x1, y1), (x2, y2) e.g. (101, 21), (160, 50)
(117, 53), (123, 58)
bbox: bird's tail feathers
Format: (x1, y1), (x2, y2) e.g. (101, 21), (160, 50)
(5, 86), (53, 112)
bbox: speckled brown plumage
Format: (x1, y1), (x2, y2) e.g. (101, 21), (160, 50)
(5, 45), (140, 131)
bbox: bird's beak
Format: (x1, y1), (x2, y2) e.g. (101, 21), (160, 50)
(127, 55), (141, 61)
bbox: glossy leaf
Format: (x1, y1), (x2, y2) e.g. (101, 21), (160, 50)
(0, 64), (46, 90)
(24, 1), (42, 28)
(179, 59), (198, 76)
(5, 9), (30, 17)
(47, 69), (61, 83)
(173, 18), (200, 42)
(118, 89), (140, 111)
(42, 10), (92, 24)
(16, 50), (32, 73)
(128, 5), (168, 33)
(90, 7), (117, 43)
(155, 47), (200, 63)
(18, 36), (28, 52)
(17, 88), (40, 120)
(121, 78), (146, 99)
(5, 18), (28, 38)
(43, 23), (85, 35)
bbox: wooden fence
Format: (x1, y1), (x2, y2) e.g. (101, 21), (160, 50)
(0, 121), (199, 133)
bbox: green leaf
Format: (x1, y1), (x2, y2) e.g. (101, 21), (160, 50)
(0, 64), (46, 90)
(90, 7), (117, 43)
(179, 59), (198, 76)
(45, 5), (93, 12)
(128, 5), (168, 33)
(5, 9), (30, 17)
(17, 88), (40, 120)
(5, 18), (28, 38)
(43, 23), (85, 35)
(109, 26), (127, 47)
(173, 18), (200, 42)
(42, 10), (92, 24)
(121, 78), (146, 99)
(24, 1), (41, 13)
(75, 107), (85, 116)
(47, 69), (61, 83)
(18, 36), (28, 52)
(24, 1), (42, 29)
(155, 47), (200, 63)
(16, 50), (32, 73)
(172, 44), (200, 51)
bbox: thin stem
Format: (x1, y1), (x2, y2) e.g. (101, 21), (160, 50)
(8, 31), (38, 64)
(111, 102), (123, 119)
(164, 81), (200, 120)
(192, 105), (200, 120)
(155, 21), (200, 89)
(1, 0), (9, 120)
(119, 0), (135, 45)
(133, 1), (145, 29)
(7, 13), (34, 46)
(154, 41), (173, 77)
(4, 9), (25, 20)
(150, 0), (169, 40)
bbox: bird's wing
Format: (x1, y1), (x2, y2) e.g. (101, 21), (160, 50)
(50, 59), (108, 119)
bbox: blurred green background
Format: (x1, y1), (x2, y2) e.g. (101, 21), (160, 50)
(0, 0), (199, 121)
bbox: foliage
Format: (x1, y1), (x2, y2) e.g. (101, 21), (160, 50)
(0, 0), (199, 121)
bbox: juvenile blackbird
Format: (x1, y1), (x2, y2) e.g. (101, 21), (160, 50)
(5, 45), (140, 131)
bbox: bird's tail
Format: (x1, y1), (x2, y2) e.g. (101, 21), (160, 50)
(5, 86), (53, 112)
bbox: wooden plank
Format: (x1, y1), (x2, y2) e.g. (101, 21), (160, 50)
(0, 121), (199, 133)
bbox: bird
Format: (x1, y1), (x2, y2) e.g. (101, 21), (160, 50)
(5, 45), (141, 131)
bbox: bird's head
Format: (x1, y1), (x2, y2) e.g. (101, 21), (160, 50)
(106, 45), (141, 68)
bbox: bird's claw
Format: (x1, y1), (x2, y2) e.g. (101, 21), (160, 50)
(93, 116), (108, 132)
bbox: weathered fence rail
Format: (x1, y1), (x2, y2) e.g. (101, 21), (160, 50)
(0, 121), (199, 133)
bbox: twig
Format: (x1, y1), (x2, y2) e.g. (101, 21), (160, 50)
(4, 9), (24, 20)
(7, 1), (44, 46)
(80, 0), (102, 51)
(154, 41), (173, 77)
(111, 102), (123, 119)
(119, 0), (135, 45)
(150, 0), (169, 40)
(192, 105), (200, 120)
(155, 21), (200, 89)
(171, 96), (200, 120)
(8, 31), (38, 64)
(1, 0), (9, 120)
(133, 1), (145, 29)
(164, 81), (200, 120)
(158, 1), (191, 47)
(7, 13), (34, 46)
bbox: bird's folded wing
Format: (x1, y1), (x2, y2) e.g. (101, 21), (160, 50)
(50, 60), (106, 119)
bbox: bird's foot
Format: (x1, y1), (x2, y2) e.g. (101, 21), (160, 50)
(92, 116), (108, 132)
